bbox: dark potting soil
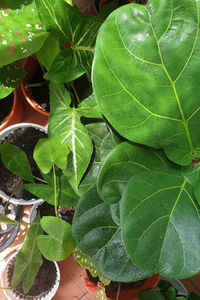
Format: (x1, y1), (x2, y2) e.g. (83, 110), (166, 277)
(0, 93), (13, 125)
(6, 256), (57, 298)
(29, 64), (50, 112)
(0, 127), (47, 200)
(38, 201), (75, 225)
(87, 270), (146, 292)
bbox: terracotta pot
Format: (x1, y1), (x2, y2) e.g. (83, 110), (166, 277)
(99, 0), (133, 11)
(0, 90), (24, 132)
(21, 56), (49, 121)
(84, 269), (161, 300)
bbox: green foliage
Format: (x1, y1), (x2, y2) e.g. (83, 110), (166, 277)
(0, 62), (25, 98)
(0, 0), (48, 66)
(33, 137), (69, 174)
(72, 185), (153, 282)
(0, 142), (34, 183)
(93, 0), (200, 166)
(35, 0), (102, 82)
(11, 215), (43, 294)
(48, 82), (93, 189)
(37, 216), (76, 261)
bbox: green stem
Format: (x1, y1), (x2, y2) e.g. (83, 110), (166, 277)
(53, 164), (58, 217)
(33, 176), (47, 184)
(25, 81), (47, 89)
(71, 83), (80, 104)
(0, 220), (40, 226)
(2, 180), (23, 213)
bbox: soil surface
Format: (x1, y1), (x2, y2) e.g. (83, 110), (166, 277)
(0, 127), (47, 200)
(37, 201), (75, 224)
(6, 256), (57, 299)
(0, 94), (13, 125)
(29, 64), (50, 112)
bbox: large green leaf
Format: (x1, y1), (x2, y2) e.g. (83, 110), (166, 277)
(36, 0), (102, 82)
(93, 0), (200, 166)
(37, 216), (76, 261)
(48, 82), (93, 189)
(11, 215), (43, 294)
(72, 185), (153, 282)
(33, 138), (69, 174)
(121, 166), (200, 278)
(22, 173), (79, 207)
(0, 143), (34, 183)
(98, 142), (168, 204)
(0, 0), (48, 66)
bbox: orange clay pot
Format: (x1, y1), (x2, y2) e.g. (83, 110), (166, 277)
(84, 269), (161, 300)
(99, 0), (133, 10)
(0, 90), (24, 132)
(21, 56), (50, 120)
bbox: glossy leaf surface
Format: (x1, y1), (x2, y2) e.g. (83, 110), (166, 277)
(93, 0), (200, 166)
(121, 167), (200, 278)
(0, 0), (48, 66)
(11, 215), (43, 294)
(0, 143), (34, 183)
(98, 142), (167, 204)
(36, 0), (101, 82)
(37, 216), (76, 261)
(33, 138), (69, 174)
(49, 82), (93, 189)
(72, 185), (153, 282)
(77, 94), (102, 119)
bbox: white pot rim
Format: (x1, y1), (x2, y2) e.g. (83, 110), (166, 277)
(0, 123), (47, 205)
(0, 250), (60, 300)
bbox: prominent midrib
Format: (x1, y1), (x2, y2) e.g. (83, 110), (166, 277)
(150, 23), (194, 154)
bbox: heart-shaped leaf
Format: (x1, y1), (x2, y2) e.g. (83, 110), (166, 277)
(0, 0), (48, 66)
(11, 215), (43, 294)
(121, 167), (200, 278)
(37, 216), (76, 261)
(35, 0), (102, 82)
(98, 142), (168, 204)
(93, 0), (200, 166)
(0, 142), (34, 183)
(33, 138), (69, 174)
(72, 185), (153, 282)
(48, 82), (93, 189)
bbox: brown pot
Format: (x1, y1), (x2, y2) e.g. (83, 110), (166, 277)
(84, 269), (161, 300)
(21, 57), (49, 121)
(0, 90), (24, 132)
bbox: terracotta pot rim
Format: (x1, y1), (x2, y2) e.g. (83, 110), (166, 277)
(21, 57), (50, 117)
(0, 90), (22, 132)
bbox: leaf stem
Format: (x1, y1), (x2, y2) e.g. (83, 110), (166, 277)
(53, 164), (58, 217)
(71, 83), (80, 104)
(116, 282), (121, 300)
(2, 180), (23, 213)
(33, 176), (47, 184)
(25, 81), (47, 89)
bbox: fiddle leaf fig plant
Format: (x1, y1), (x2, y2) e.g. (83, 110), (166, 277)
(92, 0), (200, 166)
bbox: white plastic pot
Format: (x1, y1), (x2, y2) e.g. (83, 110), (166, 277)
(0, 251), (60, 300)
(0, 123), (47, 205)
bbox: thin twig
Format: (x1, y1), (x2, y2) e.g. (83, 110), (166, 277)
(116, 282), (121, 300)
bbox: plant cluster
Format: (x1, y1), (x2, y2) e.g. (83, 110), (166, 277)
(1, 0), (200, 297)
